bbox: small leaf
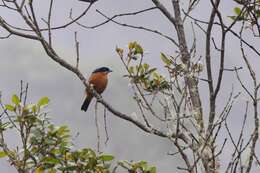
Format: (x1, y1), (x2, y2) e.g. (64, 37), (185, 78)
(48, 168), (57, 173)
(147, 68), (157, 75)
(143, 63), (149, 71)
(99, 154), (114, 161)
(24, 104), (35, 110)
(256, 10), (260, 18)
(43, 157), (60, 164)
(12, 94), (20, 105)
(128, 66), (134, 74)
(128, 42), (135, 50)
(134, 44), (143, 56)
(37, 97), (49, 107)
(116, 47), (124, 58)
(0, 151), (7, 158)
(152, 72), (160, 79)
(0, 122), (11, 130)
(57, 125), (70, 137)
(138, 160), (148, 169)
(160, 53), (172, 66)
(32, 105), (37, 113)
(234, 7), (241, 15)
(228, 16), (237, 20)
(149, 166), (157, 173)
(128, 41), (143, 56)
(35, 167), (43, 173)
(137, 64), (144, 75)
(5, 104), (15, 111)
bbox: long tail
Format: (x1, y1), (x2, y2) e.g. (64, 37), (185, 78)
(81, 97), (92, 112)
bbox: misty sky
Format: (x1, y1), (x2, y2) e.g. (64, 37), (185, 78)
(0, 0), (259, 172)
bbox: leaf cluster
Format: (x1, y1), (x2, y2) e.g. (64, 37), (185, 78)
(0, 93), (156, 173)
(117, 160), (156, 173)
(230, 1), (260, 27)
(117, 42), (170, 92)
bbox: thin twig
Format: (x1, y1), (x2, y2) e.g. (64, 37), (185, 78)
(103, 107), (109, 145)
(74, 31), (80, 69)
(95, 101), (100, 153)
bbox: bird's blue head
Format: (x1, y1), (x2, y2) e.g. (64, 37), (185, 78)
(92, 67), (113, 74)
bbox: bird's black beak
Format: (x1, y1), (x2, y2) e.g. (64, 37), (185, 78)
(108, 69), (113, 73)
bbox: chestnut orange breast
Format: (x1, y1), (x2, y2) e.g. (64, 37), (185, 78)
(88, 72), (108, 94)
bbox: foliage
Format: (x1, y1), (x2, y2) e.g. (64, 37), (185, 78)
(0, 93), (156, 173)
(117, 160), (156, 173)
(116, 41), (203, 94)
(116, 42), (170, 92)
(231, 0), (260, 35)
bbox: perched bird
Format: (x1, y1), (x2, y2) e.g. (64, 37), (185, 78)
(81, 67), (112, 111)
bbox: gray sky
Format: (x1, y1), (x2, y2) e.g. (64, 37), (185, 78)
(0, 0), (260, 172)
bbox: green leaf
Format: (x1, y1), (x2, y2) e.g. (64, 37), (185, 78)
(0, 151), (7, 158)
(128, 41), (143, 56)
(48, 168), (57, 173)
(99, 154), (114, 161)
(24, 104), (35, 110)
(128, 66), (134, 74)
(152, 72), (160, 79)
(12, 94), (20, 105)
(146, 68), (157, 75)
(160, 53), (172, 66)
(37, 97), (49, 107)
(128, 42), (135, 50)
(35, 168), (43, 173)
(149, 166), (157, 173)
(228, 16), (237, 20)
(0, 122), (11, 130)
(143, 63), (149, 71)
(134, 44), (143, 56)
(138, 160), (148, 169)
(234, 7), (241, 15)
(256, 10), (260, 18)
(32, 105), (37, 113)
(5, 104), (15, 111)
(43, 157), (60, 164)
(137, 64), (144, 75)
(57, 125), (70, 137)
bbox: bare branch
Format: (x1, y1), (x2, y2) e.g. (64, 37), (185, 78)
(151, 0), (176, 27)
(74, 31), (80, 69)
(94, 9), (178, 46)
(95, 101), (100, 152)
(74, 7), (157, 29)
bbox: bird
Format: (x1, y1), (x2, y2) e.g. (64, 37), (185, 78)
(81, 67), (112, 112)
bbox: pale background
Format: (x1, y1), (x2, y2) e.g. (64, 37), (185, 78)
(0, 0), (259, 172)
